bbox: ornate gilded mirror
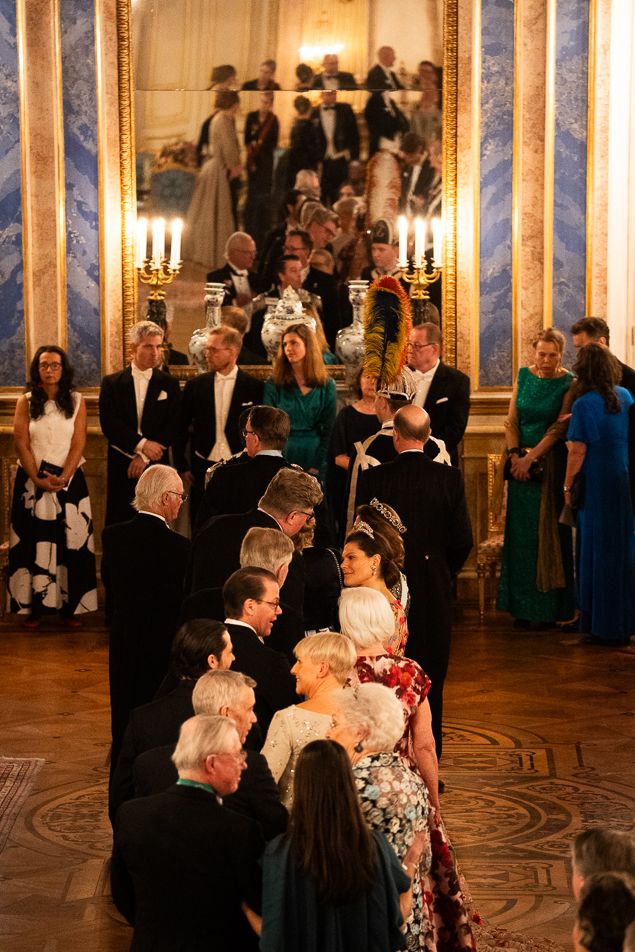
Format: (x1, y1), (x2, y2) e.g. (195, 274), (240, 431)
(116, 0), (457, 367)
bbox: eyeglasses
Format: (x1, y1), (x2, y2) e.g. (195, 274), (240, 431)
(166, 490), (188, 502)
(255, 598), (281, 609)
(216, 750), (248, 765)
(39, 361), (62, 371)
(242, 428), (257, 438)
(407, 342), (435, 352)
(292, 509), (315, 523)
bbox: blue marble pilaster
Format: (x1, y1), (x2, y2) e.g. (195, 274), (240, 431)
(0, 0), (26, 384)
(552, 0), (588, 351)
(479, 0), (515, 388)
(60, 0), (101, 385)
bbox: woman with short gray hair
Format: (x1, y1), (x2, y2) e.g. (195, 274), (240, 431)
(328, 683), (475, 951)
(261, 632), (356, 808)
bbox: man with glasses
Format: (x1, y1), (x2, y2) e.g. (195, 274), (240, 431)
(283, 226), (341, 349)
(196, 405), (292, 529)
(187, 467), (322, 606)
(408, 322), (470, 466)
(221, 568), (296, 735)
(111, 714), (263, 952)
(174, 325), (263, 523)
(206, 231), (268, 311)
(102, 465), (191, 775)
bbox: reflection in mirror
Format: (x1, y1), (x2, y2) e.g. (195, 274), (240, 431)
(132, 0), (443, 366)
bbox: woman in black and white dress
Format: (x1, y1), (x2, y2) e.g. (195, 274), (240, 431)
(8, 345), (97, 628)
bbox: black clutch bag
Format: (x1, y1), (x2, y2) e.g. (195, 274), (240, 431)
(37, 460), (64, 479)
(569, 472), (585, 511)
(503, 450), (543, 483)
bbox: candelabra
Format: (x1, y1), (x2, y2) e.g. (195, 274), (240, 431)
(400, 255), (442, 302)
(135, 217), (183, 329)
(397, 214), (443, 302)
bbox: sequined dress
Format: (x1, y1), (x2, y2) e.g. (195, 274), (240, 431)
(261, 706), (331, 808)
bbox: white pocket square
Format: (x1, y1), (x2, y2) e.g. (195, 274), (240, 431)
(436, 397), (449, 404)
(241, 401), (254, 407)
(157, 390), (168, 401)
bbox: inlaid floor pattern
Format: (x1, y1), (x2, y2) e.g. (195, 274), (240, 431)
(0, 613), (633, 950)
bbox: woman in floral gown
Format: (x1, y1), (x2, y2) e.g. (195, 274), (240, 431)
(337, 589), (475, 951)
(8, 345), (97, 627)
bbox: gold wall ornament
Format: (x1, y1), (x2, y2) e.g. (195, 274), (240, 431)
(115, 0), (459, 369)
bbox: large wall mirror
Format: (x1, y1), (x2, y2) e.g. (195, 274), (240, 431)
(117, 0), (458, 368)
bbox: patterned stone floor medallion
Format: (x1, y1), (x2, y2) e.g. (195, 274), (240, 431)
(28, 780), (111, 857)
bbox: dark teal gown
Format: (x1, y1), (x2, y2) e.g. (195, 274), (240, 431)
(498, 367), (575, 623)
(263, 378), (337, 481)
(567, 387), (635, 643)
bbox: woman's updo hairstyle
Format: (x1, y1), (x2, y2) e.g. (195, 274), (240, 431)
(346, 500), (405, 590)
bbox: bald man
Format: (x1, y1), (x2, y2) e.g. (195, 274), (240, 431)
(356, 405), (473, 760)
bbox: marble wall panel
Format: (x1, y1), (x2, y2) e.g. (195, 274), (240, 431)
(60, 0), (101, 386)
(0, 0), (26, 384)
(479, 0), (515, 388)
(552, 0), (589, 356)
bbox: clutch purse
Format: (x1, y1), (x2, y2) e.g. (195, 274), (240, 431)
(503, 449), (544, 483)
(37, 460), (64, 479)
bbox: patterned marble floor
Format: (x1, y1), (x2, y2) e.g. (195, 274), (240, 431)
(0, 612), (633, 950)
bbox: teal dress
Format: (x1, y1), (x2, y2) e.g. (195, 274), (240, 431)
(263, 377), (337, 481)
(498, 367), (575, 623)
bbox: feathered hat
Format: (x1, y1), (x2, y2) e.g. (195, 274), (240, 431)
(362, 271), (413, 399)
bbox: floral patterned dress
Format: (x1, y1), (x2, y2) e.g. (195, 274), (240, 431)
(8, 393), (97, 618)
(354, 655), (476, 952)
(353, 751), (433, 951)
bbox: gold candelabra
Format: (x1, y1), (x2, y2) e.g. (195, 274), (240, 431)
(136, 256), (182, 301)
(397, 214), (443, 301)
(400, 257), (442, 300)
(135, 216), (183, 326)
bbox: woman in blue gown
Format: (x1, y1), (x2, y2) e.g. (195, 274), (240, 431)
(564, 344), (635, 645)
(263, 322), (336, 482)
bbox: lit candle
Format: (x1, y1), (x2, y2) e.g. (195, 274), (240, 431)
(151, 218), (165, 268)
(414, 217), (424, 267)
(135, 217), (148, 268)
(397, 215), (408, 268)
(432, 218), (443, 268)
(169, 218), (183, 269)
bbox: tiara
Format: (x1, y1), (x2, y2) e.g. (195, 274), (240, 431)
(351, 517), (375, 539)
(370, 498), (406, 534)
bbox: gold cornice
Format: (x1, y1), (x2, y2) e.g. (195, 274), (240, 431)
(442, 0), (458, 367)
(543, 0), (556, 329)
(116, 0), (137, 354)
(585, 0), (596, 313)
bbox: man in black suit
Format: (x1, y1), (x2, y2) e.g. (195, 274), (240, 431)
(244, 254), (322, 360)
(364, 90), (409, 156)
(188, 466), (323, 594)
(357, 406), (473, 759)
(196, 405), (291, 528)
(360, 218), (409, 293)
(311, 53), (357, 90)
(366, 46), (405, 90)
(133, 669), (288, 839)
(571, 315), (635, 504)
(101, 465), (191, 775)
(173, 325), (263, 522)
(222, 568), (297, 735)
(206, 231), (268, 309)
(112, 714), (263, 951)
(408, 322), (471, 467)
(285, 227), (341, 349)
(108, 618), (235, 824)
(99, 320), (181, 526)
(241, 58), (281, 91)
(400, 132), (435, 214)
(310, 90), (360, 205)
(346, 367), (450, 534)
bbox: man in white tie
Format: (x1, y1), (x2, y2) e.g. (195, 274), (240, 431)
(310, 90), (360, 205)
(408, 322), (471, 466)
(174, 326), (264, 522)
(99, 320), (181, 525)
(206, 232), (268, 315)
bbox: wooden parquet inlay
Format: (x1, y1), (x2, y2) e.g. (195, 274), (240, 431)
(0, 613), (633, 950)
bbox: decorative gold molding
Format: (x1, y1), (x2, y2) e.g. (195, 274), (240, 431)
(471, 0), (482, 385)
(511, 0), (521, 377)
(52, 0), (67, 351)
(442, 0), (458, 367)
(543, 0), (557, 329)
(116, 0), (137, 354)
(16, 0), (31, 373)
(95, 0), (106, 376)
(585, 0), (597, 313)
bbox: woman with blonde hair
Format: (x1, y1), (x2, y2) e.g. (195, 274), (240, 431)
(261, 632), (356, 807)
(497, 326), (576, 628)
(263, 323), (336, 480)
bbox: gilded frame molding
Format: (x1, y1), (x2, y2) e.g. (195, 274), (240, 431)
(115, 0), (458, 367)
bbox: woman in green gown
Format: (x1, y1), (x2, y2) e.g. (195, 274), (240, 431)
(263, 323), (336, 482)
(498, 328), (576, 627)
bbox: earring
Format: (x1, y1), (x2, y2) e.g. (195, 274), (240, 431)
(354, 741), (364, 753)
(371, 563), (377, 577)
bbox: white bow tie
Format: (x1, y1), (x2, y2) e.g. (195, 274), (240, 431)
(132, 365), (153, 381)
(231, 267), (249, 277)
